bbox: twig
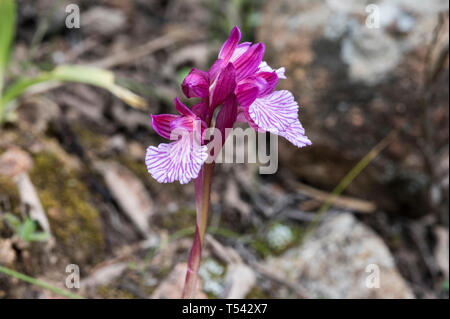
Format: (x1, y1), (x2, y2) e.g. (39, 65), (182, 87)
(295, 182), (376, 213)
(250, 262), (309, 299)
(90, 30), (191, 69)
(304, 129), (399, 237)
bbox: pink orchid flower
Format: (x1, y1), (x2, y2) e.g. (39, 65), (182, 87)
(147, 26), (310, 185)
(145, 26), (311, 298)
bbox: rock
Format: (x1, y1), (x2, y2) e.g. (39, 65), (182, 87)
(224, 179), (251, 220)
(95, 162), (154, 238)
(0, 239), (16, 266)
(151, 263), (207, 299)
(341, 28), (401, 85)
(223, 263), (256, 299)
(0, 148), (52, 237)
(434, 226), (449, 280)
(15, 173), (52, 237)
(264, 213), (414, 298)
(82, 6), (127, 37)
(81, 262), (128, 290)
(258, 0), (449, 217)
(0, 148), (33, 178)
(395, 0), (449, 14)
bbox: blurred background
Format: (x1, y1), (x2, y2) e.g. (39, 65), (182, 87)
(0, 0), (448, 299)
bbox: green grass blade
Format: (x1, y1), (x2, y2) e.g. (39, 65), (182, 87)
(0, 0), (16, 94)
(0, 0), (15, 74)
(0, 265), (84, 299)
(0, 65), (147, 123)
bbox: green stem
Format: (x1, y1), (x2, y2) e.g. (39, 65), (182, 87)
(0, 265), (84, 299)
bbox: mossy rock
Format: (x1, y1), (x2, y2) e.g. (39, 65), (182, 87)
(0, 175), (21, 234)
(96, 285), (135, 299)
(246, 286), (271, 299)
(71, 124), (108, 152)
(30, 152), (104, 264)
(0, 175), (20, 213)
(251, 222), (304, 258)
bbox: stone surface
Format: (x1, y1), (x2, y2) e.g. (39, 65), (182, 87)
(151, 263), (207, 299)
(264, 213), (414, 298)
(0, 239), (16, 266)
(223, 263), (256, 299)
(257, 0), (449, 217)
(96, 162), (154, 238)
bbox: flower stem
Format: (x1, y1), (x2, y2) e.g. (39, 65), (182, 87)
(181, 163), (214, 298)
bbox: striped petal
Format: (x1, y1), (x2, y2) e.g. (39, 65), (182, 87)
(239, 106), (264, 132)
(146, 135), (208, 184)
(235, 82), (259, 107)
(233, 43), (265, 82)
(230, 42), (251, 62)
(258, 61), (286, 79)
(209, 63), (236, 109)
(151, 114), (180, 140)
(174, 98), (196, 117)
(218, 26), (241, 63)
(248, 90), (299, 134)
(279, 119), (312, 148)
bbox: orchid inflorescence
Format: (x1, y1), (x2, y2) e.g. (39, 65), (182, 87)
(145, 26), (311, 298)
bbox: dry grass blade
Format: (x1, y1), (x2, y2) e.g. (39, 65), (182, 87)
(305, 129), (399, 236)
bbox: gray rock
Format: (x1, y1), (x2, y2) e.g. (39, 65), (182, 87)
(341, 28), (401, 85)
(264, 213), (414, 298)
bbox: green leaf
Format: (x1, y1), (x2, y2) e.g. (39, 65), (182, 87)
(0, 0), (16, 76)
(19, 218), (36, 241)
(1, 74), (51, 105)
(0, 265), (84, 299)
(28, 231), (50, 242)
(1, 65), (147, 111)
(3, 212), (21, 232)
(50, 65), (147, 108)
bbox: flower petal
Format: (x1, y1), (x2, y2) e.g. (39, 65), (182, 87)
(215, 94), (238, 145)
(174, 98), (196, 117)
(230, 42), (251, 62)
(151, 114), (180, 140)
(169, 116), (195, 134)
(218, 26), (241, 63)
(279, 119), (312, 148)
(235, 82), (259, 106)
(259, 61), (287, 79)
(248, 90), (299, 134)
(191, 101), (208, 119)
(208, 59), (223, 82)
(210, 62), (236, 109)
(233, 43), (265, 82)
(237, 106), (265, 132)
(146, 135), (208, 184)
(255, 71), (278, 96)
(182, 69), (210, 99)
